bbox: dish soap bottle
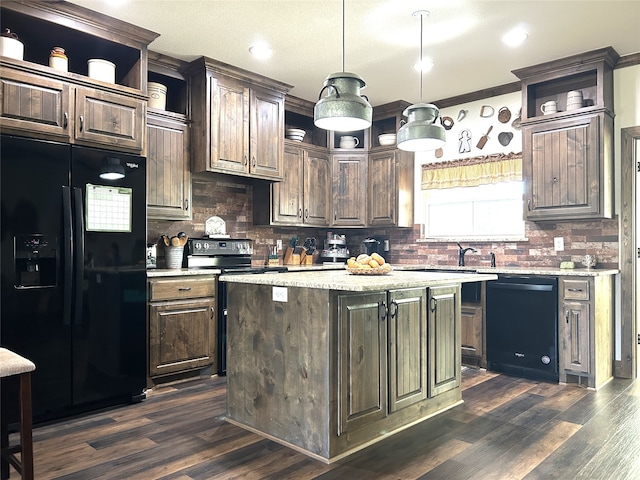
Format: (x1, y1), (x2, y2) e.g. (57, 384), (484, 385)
(49, 47), (68, 72)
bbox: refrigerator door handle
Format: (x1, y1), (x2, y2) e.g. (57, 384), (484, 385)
(72, 187), (85, 325)
(62, 186), (73, 326)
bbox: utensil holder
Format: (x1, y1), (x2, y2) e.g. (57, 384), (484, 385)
(165, 246), (184, 269)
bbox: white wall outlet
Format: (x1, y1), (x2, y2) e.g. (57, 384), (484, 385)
(272, 286), (288, 302)
(554, 237), (564, 251)
(276, 239), (282, 251)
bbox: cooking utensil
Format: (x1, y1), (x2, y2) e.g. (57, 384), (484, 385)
(476, 125), (493, 149)
(457, 109), (468, 122)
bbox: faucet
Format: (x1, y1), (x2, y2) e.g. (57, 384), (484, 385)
(456, 242), (477, 267)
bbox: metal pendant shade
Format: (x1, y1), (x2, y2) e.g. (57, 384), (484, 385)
(397, 11), (446, 152)
(397, 102), (446, 151)
(314, 0), (372, 132)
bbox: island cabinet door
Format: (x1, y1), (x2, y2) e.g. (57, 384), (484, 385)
(428, 285), (461, 397)
(337, 292), (387, 435)
(388, 288), (428, 413)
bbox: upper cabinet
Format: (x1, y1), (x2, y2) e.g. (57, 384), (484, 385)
(187, 57), (292, 181)
(368, 148), (414, 227)
(0, 1), (158, 154)
(146, 52), (192, 220)
(513, 47), (619, 222)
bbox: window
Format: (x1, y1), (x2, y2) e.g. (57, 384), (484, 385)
(422, 181), (525, 239)
(420, 154), (524, 240)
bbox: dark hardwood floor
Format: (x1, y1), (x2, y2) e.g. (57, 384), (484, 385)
(9, 369), (640, 479)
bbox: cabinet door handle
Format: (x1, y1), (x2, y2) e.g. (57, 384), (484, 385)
(430, 297), (437, 313)
(378, 301), (387, 321)
(79, 115), (84, 132)
(565, 310), (569, 324)
(304, 208), (309, 219)
(389, 300), (398, 319)
(178, 287), (192, 292)
(252, 156), (256, 168)
(567, 288), (583, 292)
(527, 199), (531, 211)
(334, 211), (337, 221)
(185, 198), (189, 211)
(298, 208), (302, 219)
(243, 155), (248, 166)
(210, 306), (214, 319)
(63, 112), (68, 129)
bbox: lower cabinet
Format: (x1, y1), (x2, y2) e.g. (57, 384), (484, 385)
(337, 285), (457, 436)
(148, 275), (216, 378)
(428, 285), (461, 397)
(461, 303), (484, 367)
(559, 275), (613, 389)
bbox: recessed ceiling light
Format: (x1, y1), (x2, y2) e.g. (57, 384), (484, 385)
(249, 43), (273, 60)
(413, 59), (434, 72)
(502, 27), (528, 47)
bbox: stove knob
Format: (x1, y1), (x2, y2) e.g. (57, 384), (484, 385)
(195, 242), (201, 250)
(203, 242), (209, 250)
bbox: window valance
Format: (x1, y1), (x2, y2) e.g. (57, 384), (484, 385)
(421, 152), (522, 190)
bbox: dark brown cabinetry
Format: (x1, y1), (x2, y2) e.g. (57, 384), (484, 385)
(331, 153), (368, 227)
(337, 287), (445, 435)
(559, 275), (613, 389)
(461, 303), (484, 365)
(254, 141), (330, 226)
(0, 66), (146, 152)
(513, 47), (618, 221)
(0, 1), (156, 153)
(337, 291), (387, 435)
(148, 276), (217, 378)
(428, 285), (461, 397)
(367, 148), (414, 227)
(146, 53), (191, 220)
(188, 57), (291, 181)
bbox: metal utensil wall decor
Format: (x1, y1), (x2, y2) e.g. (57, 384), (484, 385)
(459, 129), (472, 153)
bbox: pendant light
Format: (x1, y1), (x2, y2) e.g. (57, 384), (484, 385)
(397, 10), (446, 152)
(314, 0), (372, 132)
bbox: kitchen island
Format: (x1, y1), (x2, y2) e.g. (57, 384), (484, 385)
(220, 269), (497, 462)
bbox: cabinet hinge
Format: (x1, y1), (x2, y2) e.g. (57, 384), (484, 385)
(637, 161), (640, 173)
(637, 247), (640, 259)
(637, 333), (640, 345)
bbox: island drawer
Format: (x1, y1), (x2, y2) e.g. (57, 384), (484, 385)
(149, 277), (216, 301)
(561, 279), (590, 300)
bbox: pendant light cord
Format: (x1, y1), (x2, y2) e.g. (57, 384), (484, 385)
(342, 0), (346, 72)
(419, 12), (423, 102)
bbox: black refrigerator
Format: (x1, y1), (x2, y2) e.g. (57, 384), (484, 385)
(1, 135), (147, 423)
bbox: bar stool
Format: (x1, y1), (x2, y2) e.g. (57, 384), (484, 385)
(0, 348), (35, 480)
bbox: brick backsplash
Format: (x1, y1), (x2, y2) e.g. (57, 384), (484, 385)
(148, 175), (619, 269)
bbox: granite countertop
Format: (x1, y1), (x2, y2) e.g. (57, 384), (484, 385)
(147, 263), (618, 279)
(219, 269), (498, 292)
(393, 264), (619, 277)
(147, 268), (221, 277)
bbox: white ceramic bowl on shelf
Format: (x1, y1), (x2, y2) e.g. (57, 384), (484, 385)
(378, 133), (396, 146)
(285, 128), (306, 142)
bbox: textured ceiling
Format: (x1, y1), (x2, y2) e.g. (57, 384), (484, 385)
(68, 0), (640, 106)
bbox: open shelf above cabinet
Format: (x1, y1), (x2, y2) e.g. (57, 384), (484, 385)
(370, 100), (410, 149)
(284, 95), (327, 148)
(512, 46), (618, 124)
(0, 1), (158, 91)
(148, 51), (190, 117)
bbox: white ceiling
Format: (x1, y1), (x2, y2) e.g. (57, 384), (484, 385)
(68, 0), (640, 106)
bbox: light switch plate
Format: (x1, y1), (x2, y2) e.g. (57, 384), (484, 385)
(272, 286), (288, 302)
(554, 237), (564, 251)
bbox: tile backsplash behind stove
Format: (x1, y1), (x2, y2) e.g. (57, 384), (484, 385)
(148, 175), (619, 269)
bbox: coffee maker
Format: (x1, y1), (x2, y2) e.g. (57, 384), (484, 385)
(362, 237), (384, 255)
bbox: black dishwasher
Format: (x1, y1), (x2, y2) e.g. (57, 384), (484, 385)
(486, 275), (558, 382)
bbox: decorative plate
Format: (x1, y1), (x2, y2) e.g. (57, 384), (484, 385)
(346, 265), (393, 275)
